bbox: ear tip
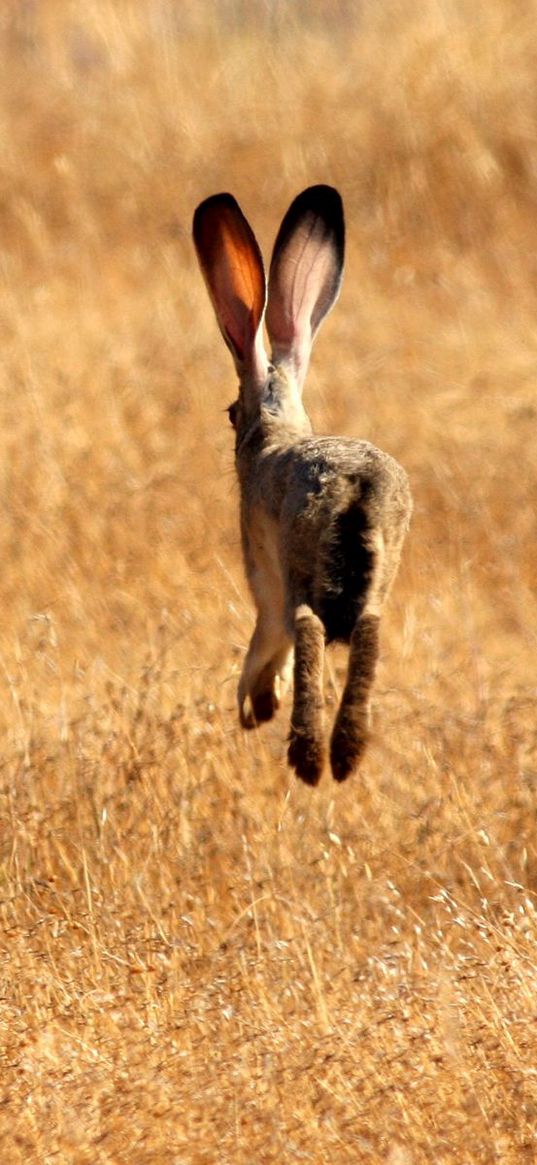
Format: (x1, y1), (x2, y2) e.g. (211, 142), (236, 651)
(304, 183), (343, 206)
(194, 192), (238, 214)
(192, 193), (240, 241)
(296, 184), (343, 217)
(306, 184), (345, 245)
(273, 184), (345, 258)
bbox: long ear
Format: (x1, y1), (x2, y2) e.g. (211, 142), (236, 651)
(266, 185), (344, 389)
(193, 193), (268, 382)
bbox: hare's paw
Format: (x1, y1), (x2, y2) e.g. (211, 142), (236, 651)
(239, 673), (282, 729)
(288, 727), (325, 786)
(251, 686), (280, 724)
(329, 712), (368, 782)
(240, 692), (276, 729)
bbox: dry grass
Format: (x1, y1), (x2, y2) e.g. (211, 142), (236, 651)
(1, 1), (537, 1160)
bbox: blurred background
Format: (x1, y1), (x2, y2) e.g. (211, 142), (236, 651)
(1, 2), (537, 1159)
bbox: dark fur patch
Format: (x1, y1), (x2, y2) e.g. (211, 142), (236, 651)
(288, 611), (326, 785)
(319, 499), (375, 644)
(330, 615), (380, 780)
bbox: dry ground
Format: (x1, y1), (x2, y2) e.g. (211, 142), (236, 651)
(1, 1), (537, 1161)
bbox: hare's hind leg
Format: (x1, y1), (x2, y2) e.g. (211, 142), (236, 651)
(329, 527), (389, 782)
(239, 610), (293, 729)
(288, 604), (326, 786)
(329, 613), (380, 782)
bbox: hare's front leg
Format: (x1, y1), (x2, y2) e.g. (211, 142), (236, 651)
(238, 608), (293, 729)
(288, 604), (326, 786)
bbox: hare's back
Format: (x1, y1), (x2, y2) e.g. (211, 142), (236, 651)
(287, 436), (410, 526)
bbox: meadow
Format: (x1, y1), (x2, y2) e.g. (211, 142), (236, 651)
(1, 1), (537, 1160)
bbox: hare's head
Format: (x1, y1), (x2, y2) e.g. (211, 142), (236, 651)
(193, 186), (345, 450)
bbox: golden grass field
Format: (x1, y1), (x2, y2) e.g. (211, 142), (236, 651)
(1, 1), (537, 1160)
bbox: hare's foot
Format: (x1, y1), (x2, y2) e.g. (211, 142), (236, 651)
(240, 671), (281, 729)
(288, 725), (325, 786)
(239, 649), (293, 729)
(330, 708), (369, 782)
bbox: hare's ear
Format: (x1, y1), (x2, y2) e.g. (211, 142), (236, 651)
(193, 193), (268, 382)
(266, 185), (344, 389)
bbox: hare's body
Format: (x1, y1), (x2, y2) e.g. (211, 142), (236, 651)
(193, 185), (411, 783)
(238, 416), (409, 644)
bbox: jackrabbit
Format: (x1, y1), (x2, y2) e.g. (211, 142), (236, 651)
(193, 185), (411, 784)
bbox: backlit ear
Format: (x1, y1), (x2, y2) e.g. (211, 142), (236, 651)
(193, 193), (268, 380)
(266, 185), (344, 389)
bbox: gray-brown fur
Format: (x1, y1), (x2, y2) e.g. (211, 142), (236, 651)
(193, 185), (412, 783)
(288, 606), (326, 786)
(330, 613), (380, 782)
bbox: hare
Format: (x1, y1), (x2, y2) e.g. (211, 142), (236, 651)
(193, 185), (411, 784)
